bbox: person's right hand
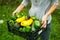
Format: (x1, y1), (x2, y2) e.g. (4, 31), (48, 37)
(12, 3), (25, 16)
(12, 11), (16, 16)
(12, 10), (20, 16)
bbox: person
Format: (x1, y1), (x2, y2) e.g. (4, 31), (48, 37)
(12, 0), (58, 40)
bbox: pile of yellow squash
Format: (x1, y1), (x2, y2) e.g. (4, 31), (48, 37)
(16, 16), (33, 26)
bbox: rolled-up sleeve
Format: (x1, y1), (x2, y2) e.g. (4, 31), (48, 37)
(21, 0), (30, 6)
(52, 0), (58, 5)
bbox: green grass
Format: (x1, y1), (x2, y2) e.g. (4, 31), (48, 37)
(0, 5), (60, 40)
(49, 9), (60, 40)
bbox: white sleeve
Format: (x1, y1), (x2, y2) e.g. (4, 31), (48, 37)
(52, 0), (58, 5)
(21, 0), (30, 6)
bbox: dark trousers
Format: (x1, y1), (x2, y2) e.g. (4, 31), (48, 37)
(40, 23), (51, 40)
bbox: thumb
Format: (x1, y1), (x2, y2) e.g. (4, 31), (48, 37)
(12, 12), (16, 16)
(41, 20), (44, 25)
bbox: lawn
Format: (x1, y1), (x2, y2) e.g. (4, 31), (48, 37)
(0, 5), (60, 40)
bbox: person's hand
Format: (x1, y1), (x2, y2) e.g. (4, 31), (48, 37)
(12, 11), (16, 16)
(12, 9), (20, 16)
(41, 15), (48, 28)
(12, 3), (25, 16)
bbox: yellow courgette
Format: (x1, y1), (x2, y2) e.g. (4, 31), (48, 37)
(21, 18), (33, 26)
(16, 16), (27, 23)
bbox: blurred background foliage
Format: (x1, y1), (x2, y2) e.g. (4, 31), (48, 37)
(0, 0), (22, 6)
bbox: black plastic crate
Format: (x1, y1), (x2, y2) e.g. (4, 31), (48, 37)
(7, 21), (44, 40)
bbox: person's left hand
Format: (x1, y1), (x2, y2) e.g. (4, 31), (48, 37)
(41, 15), (48, 28)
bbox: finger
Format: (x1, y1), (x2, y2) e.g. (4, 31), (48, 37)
(41, 20), (44, 26)
(41, 20), (44, 28)
(41, 20), (44, 24)
(41, 21), (46, 27)
(41, 23), (46, 28)
(41, 21), (46, 28)
(12, 12), (14, 16)
(12, 13), (14, 16)
(12, 12), (16, 16)
(44, 24), (46, 28)
(41, 21), (44, 28)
